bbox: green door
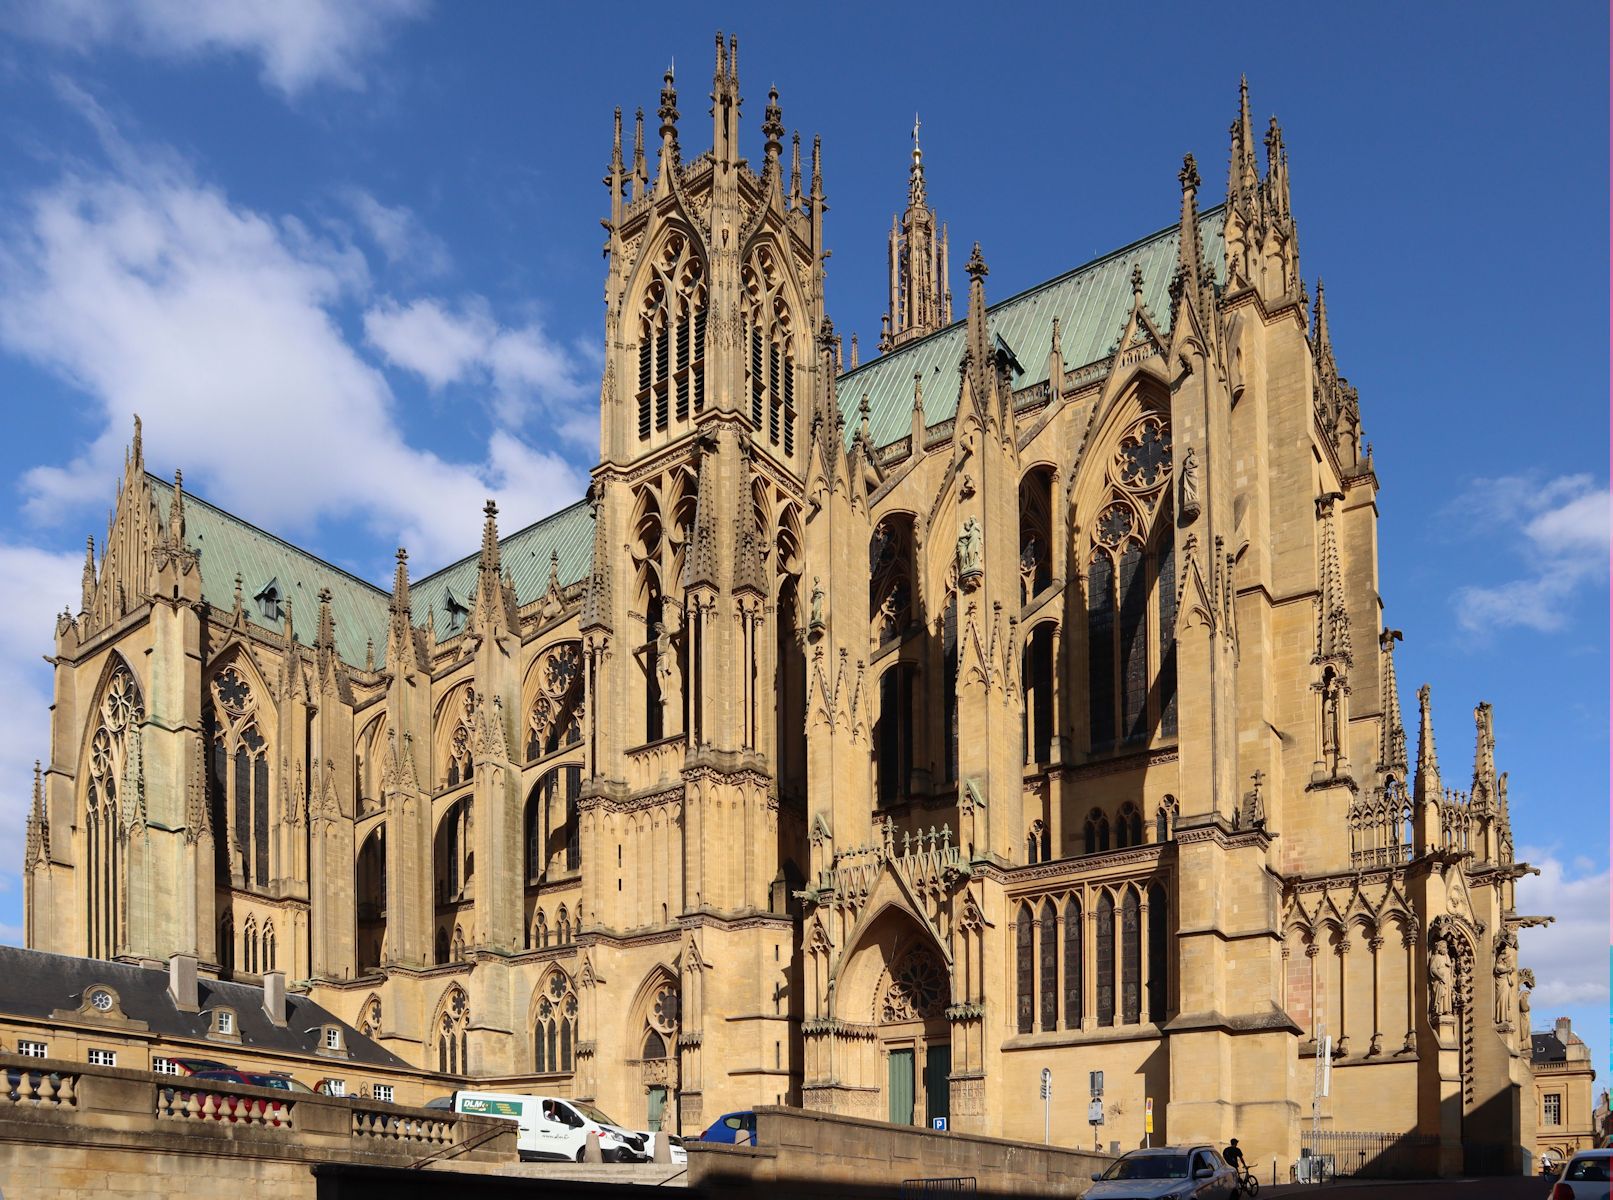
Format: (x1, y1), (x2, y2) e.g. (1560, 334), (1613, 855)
(924, 1043), (950, 1125)
(647, 1085), (667, 1131)
(887, 1048), (915, 1125)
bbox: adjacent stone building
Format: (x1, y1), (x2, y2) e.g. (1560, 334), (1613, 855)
(21, 35), (1549, 1172)
(1533, 1017), (1600, 1168)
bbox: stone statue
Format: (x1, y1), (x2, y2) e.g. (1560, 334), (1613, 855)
(810, 576), (824, 627)
(653, 621), (674, 712)
(957, 516), (983, 578)
(1428, 936), (1454, 1019)
(1180, 445), (1201, 521)
(1493, 931), (1517, 1026)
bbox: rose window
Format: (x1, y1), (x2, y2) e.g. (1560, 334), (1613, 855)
(881, 949), (948, 1023)
(1117, 419), (1171, 491)
(1096, 504), (1135, 548)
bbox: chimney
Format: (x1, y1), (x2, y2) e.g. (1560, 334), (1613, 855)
(1556, 1016), (1573, 1044)
(168, 953), (199, 1012)
(262, 971), (287, 1028)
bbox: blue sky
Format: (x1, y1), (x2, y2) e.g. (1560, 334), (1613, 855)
(0, 3), (1604, 1071)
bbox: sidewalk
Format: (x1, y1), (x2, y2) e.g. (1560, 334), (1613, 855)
(1262, 1177), (1547, 1198)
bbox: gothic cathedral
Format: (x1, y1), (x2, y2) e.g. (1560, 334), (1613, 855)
(23, 37), (1543, 1170)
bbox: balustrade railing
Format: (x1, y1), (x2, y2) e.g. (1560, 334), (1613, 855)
(3, 1065), (77, 1108)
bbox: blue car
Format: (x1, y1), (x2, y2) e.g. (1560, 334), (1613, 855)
(698, 1110), (757, 1145)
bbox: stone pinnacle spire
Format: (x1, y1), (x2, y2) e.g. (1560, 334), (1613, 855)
(1414, 683), (1441, 805)
(1378, 629), (1407, 778)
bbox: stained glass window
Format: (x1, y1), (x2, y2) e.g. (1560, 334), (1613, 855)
(1087, 555), (1115, 749)
(1119, 544), (1148, 743)
(1157, 539), (1178, 738)
(1147, 884), (1168, 1023)
(1064, 897), (1083, 1029)
(1096, 893), (1115, 1027)
(1015, 904), (1034, 1034)
(1122, 889), (1142, 1024)
(1039, 900), (1059, 1031)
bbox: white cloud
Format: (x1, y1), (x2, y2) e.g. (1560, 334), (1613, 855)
(1515, 848), (1610, 1010)
(0, 123), (590, 565)
(5, 0), (429, 98)
(0, 543), (85, 905)
(341, 189), (451, 279)
(364, 297), (592, 434)
(1449, 474), (1609, 634)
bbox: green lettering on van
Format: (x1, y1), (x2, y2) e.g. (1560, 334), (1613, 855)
(461, 1098), (523, 1118)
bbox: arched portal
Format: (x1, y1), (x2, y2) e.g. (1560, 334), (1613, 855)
(835, 904), (953, 1129)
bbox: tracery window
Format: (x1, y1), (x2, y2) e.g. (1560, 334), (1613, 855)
(435, 797), (474, 912)
(1086, 412), (1177, 751)
(637, 233), (706, 440)
(1019, 468), (1055, 603)
(869, 517), (915, 645)
(1115, 802), (1144, 849)
(85, 662), (144, 958)
(1121, 889), (1142, 1024)
(262, 921), (276, 973)
(435, 985), (469, 1075)
(1015, 904), (1034, 1034)
(527, 643), (584, 761)
(1096, 892), (1116, 1026)
(534, 970), (578, 1074)
(1038, 900), (1058, 1031)
(530, 908), (548, 950)
(525, 765), (582, 884)
(244, 915), (259, 975)
(1063, 896), (1084, 1029)
(743, 245), (797, 455)
(442, 688), (475, 789)
(208, 665), (271, 888)
(1083, 808), (1110, 856)
(1147, 884), (1168, 1022)
(882, 949), (945, 1022)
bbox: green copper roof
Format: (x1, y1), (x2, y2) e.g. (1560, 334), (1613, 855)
(150, 474), (391, 666)
(151, 476), (594, 667)
(410, 499), (594, 637)
(837, 208), (1226, 450)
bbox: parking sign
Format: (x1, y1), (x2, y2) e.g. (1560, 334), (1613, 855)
(932, 1117), (947, 1132)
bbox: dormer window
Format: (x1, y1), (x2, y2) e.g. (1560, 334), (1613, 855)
(216, 1009), (236, 1035)
(443, 591), (469, 635)
(254, 579), (282, 622)
(323, 1026), (343, 1052)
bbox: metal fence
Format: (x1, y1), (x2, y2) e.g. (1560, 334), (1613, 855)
(1305, 1131), (1440, 1179)
(899, 1178), (977, 1200)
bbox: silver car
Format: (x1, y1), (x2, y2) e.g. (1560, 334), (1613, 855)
(1087, 1145), (1239, 1200)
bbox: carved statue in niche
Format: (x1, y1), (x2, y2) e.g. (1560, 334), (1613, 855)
(1428, 934), (1454, 1019)
(810, 577), (824, 629)
(1179, 445), (1201, 522)
(957, 517), (983, 584)
(654, 622), (675, 721)
(1493, 930), (1517, 1026)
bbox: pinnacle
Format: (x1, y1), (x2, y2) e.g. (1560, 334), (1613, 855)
(1179, 153), (1200, 193)
(966, 242), (988, 280)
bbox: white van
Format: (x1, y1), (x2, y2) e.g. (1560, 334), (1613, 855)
(449, 1090), (647, 1162)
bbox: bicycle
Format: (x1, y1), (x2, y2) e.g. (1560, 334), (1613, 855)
(1233, 1164), (1260, 1197)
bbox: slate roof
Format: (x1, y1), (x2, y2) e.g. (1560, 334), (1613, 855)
(837, 208), (1226, 450)
(1533, 1032), (1569, 1064)
(0, 945), (407, 1068)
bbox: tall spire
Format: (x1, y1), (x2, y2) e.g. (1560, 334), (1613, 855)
(1315, 493), (1353, 665)
(881, 114), (951, 351)
(1313, 279), (1334, 365)
(1471, 701), (1498, 812)
(607, 106), (625, 225)
(478, 500), (502, 591)
(655, 66), (680, 186)
(1171, 153), (1212, 330)
(1378, 629), (1407, 778)
(388, 547), (414, 667)
(789, 131), (802, 211)
(81, 535), (96, 614)
(1228, 75), (1260, 207)
(1413, 684), (1441, 805)
(631, 107), (648, 200)
(710, 31), (740, 165)
(761, 85), (784, 182)
(25, 760), (47, 867)
(315, 586), (337, 653)
(580, 484), (613, 633)
(963, 242), (992, 407)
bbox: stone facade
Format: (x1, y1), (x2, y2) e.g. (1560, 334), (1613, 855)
(22, 36), (1547, 1172)
(1532, 1017), (1600, 1168)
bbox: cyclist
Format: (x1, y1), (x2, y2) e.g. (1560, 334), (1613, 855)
(1224, 1139), (1257, 1195)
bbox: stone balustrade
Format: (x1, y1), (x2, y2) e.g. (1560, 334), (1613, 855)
(626, 734), (686, 791)
(0, 1051), (514, 1197)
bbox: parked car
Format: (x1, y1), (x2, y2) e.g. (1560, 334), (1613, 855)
(188, 1068), (254, 1086)
(641, 1132), (687, 1164)
(245, 1073), (315, 1094)
(1551, 1149), (1613, 1200)
(448, 1090), (646, 1162)
(1087, 1145), (1238, 1200)
(697, 1111), (757, 1145)
(161, 1057), (235, 1076)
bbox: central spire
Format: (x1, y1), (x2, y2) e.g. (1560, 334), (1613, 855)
(880, 114), (951, 352)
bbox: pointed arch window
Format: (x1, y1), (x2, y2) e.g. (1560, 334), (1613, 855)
(531, 908), (548, 950)
(208, 666), (272, 889)
(1147, 883), (1169, 1023)
(1015, 903), (1034, 1034)
(534, 970), (578, 1074)
(244, 915), (259, 975)
(875, 663), (916, 808)
(85, 663), (144, 958)
(744, 245), (796, 455)
(442, 688), (475, 789)
(527, 643), (584, 761)
(637, 234), (706, 440)
(869, 517), (915, 645)
(436, 986), (469, 1075)
(1115, 802), (1144, 849)
(1096, 892), (1116, 1027)
(1063, 896), (1084, 1029)
(436, 797), (474, 907)
(262, 921), (276, 973)
(1121, 888), (1142, 1024)
(1083, 808), (1110, 856)
(1038, 899), (1059, 1031)
(219, 914), (234, 975)
(526, 764), (582, 884)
